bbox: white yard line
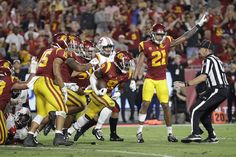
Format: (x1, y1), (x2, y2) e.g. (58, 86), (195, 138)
(0, 145), (172, 157)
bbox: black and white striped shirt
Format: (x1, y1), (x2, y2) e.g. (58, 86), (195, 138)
(201, 54), (228, 88)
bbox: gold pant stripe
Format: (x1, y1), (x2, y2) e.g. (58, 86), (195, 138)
(91, 92), (109, 107)
(0, 111), (7, 144)
(48, 78), (66, 111)
(68, 90), (83, 107)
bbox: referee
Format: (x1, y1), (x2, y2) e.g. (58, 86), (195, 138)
(174, 39), (229, 143)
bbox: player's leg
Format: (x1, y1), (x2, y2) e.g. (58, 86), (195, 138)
(43, 77), (73, 146)
(155, 79), (178, 142)
(0, 110), (7, 145)
(91, 92), (115, 141)
(109, 102), (123, 141)
(24, 78), (47, 146)
(136, 79), (155, 143)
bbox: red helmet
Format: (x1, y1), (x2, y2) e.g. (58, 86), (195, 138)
(81, 40), (96, 60)
(114, 51), (133, 74)
(0, 60), (12, 76)
(52, 32), (68, 49)
(67, 34), (82, 53)
(150, 23), (167, 44)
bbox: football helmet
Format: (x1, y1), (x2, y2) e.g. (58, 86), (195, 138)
(96, 37), (114, 57)
(0, 60), (12, 76)
(114, 51), (133, 74)
(81, 40), (96, 60)
(67, 34), (82, 53)
(150, 23), (167, 45)
(52, 32), (68, 49)
(15, 107), (32, 129)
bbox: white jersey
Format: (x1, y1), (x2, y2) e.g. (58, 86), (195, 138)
(95, 51), (116, 66)
(6, 107), (31, 140)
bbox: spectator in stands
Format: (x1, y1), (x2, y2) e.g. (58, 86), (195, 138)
(13, 59), (27, 81)
(24, 23), (39, 41)
(94, 2), (108, 35)
(0, 37), (6, 58)
(5, 26), (24, 52)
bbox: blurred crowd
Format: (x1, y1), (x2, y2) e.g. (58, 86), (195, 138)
(0, 0), (236, 123)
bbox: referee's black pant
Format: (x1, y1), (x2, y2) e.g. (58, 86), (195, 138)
(190, 87), (228, 137)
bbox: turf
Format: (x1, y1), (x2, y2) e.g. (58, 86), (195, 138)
(1, 124), (236, 157)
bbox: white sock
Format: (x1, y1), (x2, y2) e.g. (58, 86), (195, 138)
(34, 130), (39, 137)
(137, 125), (143, 134)
(28, 131), (34, 135)
(138, 113), (146, 122)
(167, 126), (173, 135)
(55, 130), (63, 134)
(95, 107), (112, 130)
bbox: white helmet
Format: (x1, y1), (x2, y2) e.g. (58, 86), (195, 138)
(96, 37), (114, 57)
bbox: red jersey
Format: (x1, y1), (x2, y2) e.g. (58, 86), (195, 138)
(139, 36), (173, 80)
(70, 56), (91, 88)
(36, 48), (68, 79)
(61, 51), (77, 83)
(0, 75), (17, 111)
(100, 62), (132, 92)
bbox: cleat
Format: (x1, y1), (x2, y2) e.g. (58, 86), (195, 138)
(136, 132), (144, 143)
(202, 136), (219, 144)
(53, 133), (74, 146)
(110, 134), (124, 141)
(74, 129), (83, 141)
(168, 134), (178, 142)
(92, 128), (104, 141)
(23, 134), (37, 147)
(181, 134), (201, 143)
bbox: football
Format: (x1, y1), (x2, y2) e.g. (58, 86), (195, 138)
(96, 79), (107, 90)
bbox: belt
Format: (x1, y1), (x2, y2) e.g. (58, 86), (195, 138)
(212, 85), (229, 89)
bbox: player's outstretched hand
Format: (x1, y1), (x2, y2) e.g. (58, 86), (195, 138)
(197, 12), (209, 27)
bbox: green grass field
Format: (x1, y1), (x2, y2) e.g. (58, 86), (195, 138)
(1, 124), (236, 157)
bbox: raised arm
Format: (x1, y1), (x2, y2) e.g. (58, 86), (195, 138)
(170, 12), (208, 48)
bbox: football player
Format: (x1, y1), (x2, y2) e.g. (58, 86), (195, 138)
(23, 33), (97, 147)
(5, 107), (31, 144)
(0, 60), (34, 145)
(130, 12), (209, 143)
(67, 51), (133, 141)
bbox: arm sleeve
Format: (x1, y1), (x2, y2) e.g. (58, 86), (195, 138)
(55, 48), (68, 60)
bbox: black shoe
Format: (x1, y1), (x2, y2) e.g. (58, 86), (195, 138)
(74, 129), (83, 141)
(168, 134), (178, 142)
(136, 132), (144, 143)
(181, 134), (201, 143)
(110, 133), (124, 141)
(23, 134), (37, 147)
(53, 133), (74, 146)
(202, 136), (219, 144)
(92, 128), (104, 141)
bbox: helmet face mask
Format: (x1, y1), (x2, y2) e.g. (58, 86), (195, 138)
(14, 113), (31, 129)
(114, 51), (133, 74)
(150, 23), (167, 45)
(96, 37), (114, 57)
